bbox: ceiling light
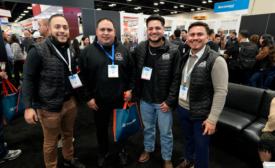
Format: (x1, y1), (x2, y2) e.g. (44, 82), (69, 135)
(109, 4), (114, 7)
(19, 16), (23, 18)
(21, 13), (25, 16)
(96, 8), (101, 10)
(134, 7), (138, 10)
(191, 9), (195, 11)
(174, 11), (177, 13)
(127, 0), (132, 1)
(208, 0), (212, 2)
(171, 12), (174, 14)
(156, 9), (159, 11)
(27, 7), (32, 9)
(160, 2), (165, 4)
(154, 10), (158, 12)
(174, 6), (178, 8)
(138, 7), (142, 9)
(119, 11), (125, 13)
(197, 8), (201, 10)
(202, 1), (207, 3)
(154, 3), (158, 5)
(139, 12), (143, 14)
(15, 20), (18, 22)
(112, 4), (116, 6)
(24, 11), (29, 13)
(180, 5), (184, 7)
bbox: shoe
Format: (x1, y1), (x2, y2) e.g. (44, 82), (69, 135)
(163, 160), (173, 168)
(0, 149), (22, 164)
(58, 137), (75, 148)
(98, 153), (109, 167)
(175, 157), (194, 168)
(64, 158), (85, 168)
(138, 151), (151, 163)
(119, 149), (128, 165)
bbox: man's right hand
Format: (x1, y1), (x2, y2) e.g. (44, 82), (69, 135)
(0, 71), (5, 79)
(87, 98), (99, 111)
(25, 108), (38, 124)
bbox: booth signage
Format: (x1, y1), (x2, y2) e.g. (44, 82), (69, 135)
(193, 16), (207, 20)
(0, 17), (9, 24)
(0, 9), (11, 18)
(214, 0), (250, 13)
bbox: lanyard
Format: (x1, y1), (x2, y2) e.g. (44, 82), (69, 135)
(52, 44), (72, 75)
(184, 39), (187, 44)
(97, 41), (115, 64)
(33, 41), (37, 43)
(184, 54), (203, 83)
(241, 40), (247, 43)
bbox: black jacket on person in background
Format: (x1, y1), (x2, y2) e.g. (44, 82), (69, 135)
(132, 37), (181, 108)
(171, 37), (185, 57)
(78, 36), (136, 105)
(225, 38), (238, 51)
(206, 40), (220, 52)
(22, 37), (32, 53)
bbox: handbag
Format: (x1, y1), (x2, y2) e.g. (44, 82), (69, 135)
(1, 79), (21, 125)
(16, 86), (38, 115)
(113, 101), (143, 142)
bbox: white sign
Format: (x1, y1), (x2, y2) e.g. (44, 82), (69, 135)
(0, 9), (11, 18)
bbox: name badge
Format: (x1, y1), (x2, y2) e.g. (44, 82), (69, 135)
(179, 85), (188, 100)
(141, 67), (152, 80)
(108, 65), (119, 78)
(69, 74), (83, 89)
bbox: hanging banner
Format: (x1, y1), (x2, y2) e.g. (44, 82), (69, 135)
(0, 9), (11, 18)
(214, 0), (250, 15)
(0, 17), (9, 24)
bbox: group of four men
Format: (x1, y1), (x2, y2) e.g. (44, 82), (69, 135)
(19, 14), (228, 168)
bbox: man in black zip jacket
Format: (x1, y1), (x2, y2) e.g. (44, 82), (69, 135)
(171, 29), (185, 57)
(78, 18), (135, 166)
(132, 15), (181, 168)
(23, 14), (84, 168)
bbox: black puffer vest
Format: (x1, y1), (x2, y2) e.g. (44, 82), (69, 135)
(181, 45), (219, 120)
(134, 38), (178, 103)
(31, 36), (77, 112)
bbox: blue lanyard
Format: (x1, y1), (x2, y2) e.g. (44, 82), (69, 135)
(241, 40), (247, 42)
(97, 41), (115, 64)
(33, 41), (36, 43)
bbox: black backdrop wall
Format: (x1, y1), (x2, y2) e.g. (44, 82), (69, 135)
(239, 13), (275, 38)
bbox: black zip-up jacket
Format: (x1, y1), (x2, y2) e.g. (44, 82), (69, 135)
(171, 37), (184, 57)
(225, 38), (238, 50)
(132, 37), (181, 107)
(78, 37), (135, 105)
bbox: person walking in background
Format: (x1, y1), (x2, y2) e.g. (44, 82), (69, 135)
(79, 36), (90, 52)
(181, 30), (188, 44)
(172, 29), (185, 57)
(133, 15), (181, 168)
(22, 30), (32, 53)
(207, 29), (219, 52)
(72, 39), (81, 58)
(249, 34), (275, 89)
(225, 32), (238, 51)
(38, 18), (50, 38)
(2, 31), (14, 67)
(8, 34), (25, 87)
(217, 27), (224, 48)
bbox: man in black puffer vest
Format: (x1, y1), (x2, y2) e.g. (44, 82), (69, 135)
(22, 14), (85, 168)
(176, 22), (228, 168)
(133, 15), (181, 168)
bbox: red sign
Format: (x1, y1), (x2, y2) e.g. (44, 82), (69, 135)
(32, 4), (42, 16)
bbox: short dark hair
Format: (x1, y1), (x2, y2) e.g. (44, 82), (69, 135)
(239, 29), (249, 38)
(208, 29), (214, 36)
(188, 21), (209, 35)
(97, 18), (115, 28)
(215, 34), (220, 38)
(174, 29), (181, 37)
(182, 30), (187, 34)
(231, 32), (237, 36)
(49, 14), (69, 27)
(146, 15), (165, 27)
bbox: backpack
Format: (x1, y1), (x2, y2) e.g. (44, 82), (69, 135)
(237, 43), (258, 70)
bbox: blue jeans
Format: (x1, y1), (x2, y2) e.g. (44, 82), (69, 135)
(0, 98), (8, 159)
(140, 100), (173, 160)
(177, 104), (211, 168)
(249, 71), (268, 88)
(263, 65), (275, 89)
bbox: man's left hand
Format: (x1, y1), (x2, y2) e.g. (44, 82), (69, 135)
(124, 91), (132, 102)
(202, 120), (216, 136)
(160, 102), (171, 113)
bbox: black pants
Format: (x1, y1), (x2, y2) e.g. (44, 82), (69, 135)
(94, 101), (127, 155)
(14, 61), (24, 86)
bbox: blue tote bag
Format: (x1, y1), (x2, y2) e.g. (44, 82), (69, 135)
(16, 87), (38, 115)
(113, 101), (143, 142)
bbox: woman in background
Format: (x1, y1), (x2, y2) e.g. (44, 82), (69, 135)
(72, 39), (81, 58)
(79, 36), (90, 52)
(249, 34), (259, 46)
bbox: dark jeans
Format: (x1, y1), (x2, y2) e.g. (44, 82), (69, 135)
(14, 61), (24, 86)
(249, 70), (268, 88)
(0, 98), (8, 159)
(177, 104), (211, 168)
(94, 101), (127, 155)
(263, 65), (275, 89)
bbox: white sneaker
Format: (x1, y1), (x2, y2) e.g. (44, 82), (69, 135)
(0, 149), (22, 164)
(57, 137), (75, 148)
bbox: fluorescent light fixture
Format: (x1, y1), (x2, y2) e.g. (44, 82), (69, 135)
(27, 7), (32, 9)
(127, 0), (132, 1)
(174, 6), (178, 8)
(19, 16), (23, 18)
(191, 9), (195, 11)
(171, 12), (174, 14)
(138, 7), (142, 9)
(134, 7), (138, 10)
(109, 4), (113, 7)
(96, 8), (101, 10)
(21, 13), (25, 16)
(154, 3), (158, 5)
(197, 8), (201, 10)
(15, 20), (18, 22)
(112, 4), (116, 6)
(180, 5), (184, 7)
(174, 11), (177, 13)
(119, 11), (125, 13)
(208, 0), (212, 2)
(202, 1), (207, 3)
(160, 2), (165, 4)
(139, 12), (143, 14)
(156, 9), (159, 11)
(154, 10), (158, 12)
(24, 11), (29, 13)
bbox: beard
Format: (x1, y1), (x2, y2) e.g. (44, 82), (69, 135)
(148, 36), (162, 43)
(51, 34), (70, 48)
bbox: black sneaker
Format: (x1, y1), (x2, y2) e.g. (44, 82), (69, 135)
(64, 158), (85, 168)
(0, 149), (22, 164)
(119, 149), (128, 165)
(98, 153), (109, 167)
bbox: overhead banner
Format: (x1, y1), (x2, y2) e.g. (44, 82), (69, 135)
(214, 0), (250, 15)
(0, 9), (11, 18)
(0, 17), (9, 24)
(32, 4), (52, 16)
